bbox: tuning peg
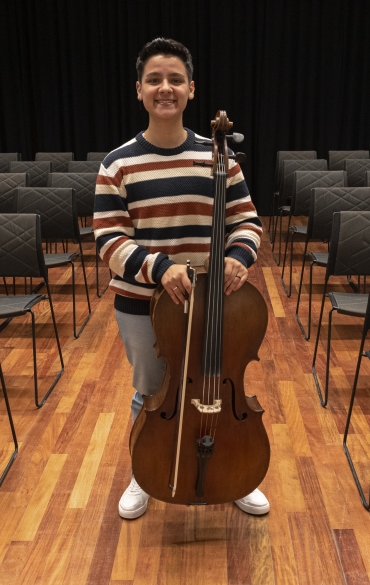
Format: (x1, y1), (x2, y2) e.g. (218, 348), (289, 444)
(228, 152), (246, 163)
(226, 133), (244, 143)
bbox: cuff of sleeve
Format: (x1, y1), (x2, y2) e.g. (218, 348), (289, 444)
(154, 258), (176, 284)
(226, 246), (255, 269)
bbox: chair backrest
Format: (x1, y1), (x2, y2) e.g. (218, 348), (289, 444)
(291, 170), (347, 217)
(328, 150), (369, 170)
(16, 187), (79, 241)
(0, 214), (46, 279)
(48, 172), (97, 217)
(0, 173), (29, 212)
(326, 211), (370, 279)
(67, 161), (101, 173)
(274, 151), (317, 193)
(87, 152), (108, 162)
(0, 153), (22, 173)
(9, 161), (52, 187)
(308, 187), (370, 241)
(343, 159), (370, 187)
(280, 159), (327, 201)
(35, 152), (74, 172)
(366, 171), (370, 187)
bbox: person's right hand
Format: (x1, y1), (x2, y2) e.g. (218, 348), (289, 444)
(161, 265), (192, 305)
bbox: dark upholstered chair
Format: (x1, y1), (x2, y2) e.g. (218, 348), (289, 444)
(296, 187), (370, 340)
(0, 153), (21, 173)
(311, 210), (370, 407)
(280, 170), (347, 297)
(0, 213), (64, 407)
(16, 187), (91, 338)
(343, 159), (370, 187)
(343, 293), (370, 510)
(9, 161), (51, 187)
(328, 150), (369, 170)
(35, 152), (74, 172)
(68, 160), (101, 173)
(0, 173), (29, 212)
(87, 152), (108, 162)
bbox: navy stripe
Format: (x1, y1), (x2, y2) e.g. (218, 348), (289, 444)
(94, 194), (127, 213)
(135, 224), (211, 240)
(126, 176), (213, 203)
(227, 181), (250, 202)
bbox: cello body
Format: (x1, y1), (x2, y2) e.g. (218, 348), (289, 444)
(130, 269), (270, 505)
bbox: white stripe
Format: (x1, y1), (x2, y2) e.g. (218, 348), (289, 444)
(137, 236), (210, 247)
(125, 165), (213, 185)
(133, 215), (213, 229)
(111, 279), (156, 297)
(129, 194), (213, 210)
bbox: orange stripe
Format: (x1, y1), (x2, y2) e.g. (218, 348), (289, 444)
(130, 201), (213, 220)
(124, 159), (208, 174)
(109, 285), (153, 300)
(102, 236), (130, 264)
(140, 260), (151, 284)
(93, 216), (133, 230)
(226, 201), (255, 217)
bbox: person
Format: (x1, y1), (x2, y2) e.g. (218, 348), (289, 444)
(93, 38), (270, 519)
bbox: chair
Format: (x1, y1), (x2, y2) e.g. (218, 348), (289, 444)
(272, 158), (325, 265)
(0, 173), (29, 212)
(0, 363), (18, 485)
(268, 150), (317, 242)
(365, 171), (370, 187)
(0, 213), (64, 407)
(328, 150), (369, 170)
(35, 152), (74, 172)
(280, 170), (347, 297)
(343, 159), (370, 187)
(343, 293), (370, 510)
(87, 152), (108, 162)
(48, 173), (109, 297)
(16, 187), (91, 338)
(311, 210), (370, 407)
(68, 161), (101, 173)
(0, 153), (21, 173)
(9, 161), (51, 187)
(296, 187), (370, 340)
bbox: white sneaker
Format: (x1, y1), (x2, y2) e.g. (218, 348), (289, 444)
(234, 488), (270, 515)
(118, 477), (150, 519)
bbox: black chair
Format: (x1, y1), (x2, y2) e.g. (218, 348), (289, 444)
(343, 159), (370, 187)
(311, 210), (370, 407)
(328, 150), (369, 170)
(343, 293), (370, 510)
(0, 363), (18, 485)
(87, 152), (108, 162)
(9, 161), (52, 187)
(16, 187), (91, 338)
(0, 153), (21, 173)
(48, 172), (109, 297)
(296, 187), (370, 340)
(268, 150), (317, 242)
(281, 170), (347, 297)
(68, 161), (101, 173)
(35, 152), (74, 173)
(365, 171), (370, 187)
(0, 213), (64, 407)
(0, 173), (29, 212)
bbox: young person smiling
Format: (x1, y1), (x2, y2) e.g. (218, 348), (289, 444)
(93, 38), (269, 519)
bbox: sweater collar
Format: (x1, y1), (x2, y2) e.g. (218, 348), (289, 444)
(136, 128), (195, 155)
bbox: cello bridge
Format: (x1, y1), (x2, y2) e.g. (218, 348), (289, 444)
(191, 399), (222, 413)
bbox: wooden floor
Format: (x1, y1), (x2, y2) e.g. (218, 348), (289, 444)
(1, 220), (370, 585)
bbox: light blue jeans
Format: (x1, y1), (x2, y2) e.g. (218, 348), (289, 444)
(116, 310), (166, 422)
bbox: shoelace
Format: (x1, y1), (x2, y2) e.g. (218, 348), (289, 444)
(128, 478), (142, 494)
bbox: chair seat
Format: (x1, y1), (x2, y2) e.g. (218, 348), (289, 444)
(80, 226), (94, 237)
(0, 294), (46, 318)
(44, 253), (79, 267)
(327, 292), (369, 317)
(308, 251), (328, 265)
(291, 225), (307, 235)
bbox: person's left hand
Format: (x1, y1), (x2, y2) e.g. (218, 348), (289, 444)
(224, 257), (248, 295)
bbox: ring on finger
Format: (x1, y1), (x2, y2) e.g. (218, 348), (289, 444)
(235, 275), (241, 280)
(173, 286), (178, 290)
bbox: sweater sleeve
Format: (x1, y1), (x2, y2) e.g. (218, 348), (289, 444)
(224, 161), (262, 269)
(93, 161), (175, 284)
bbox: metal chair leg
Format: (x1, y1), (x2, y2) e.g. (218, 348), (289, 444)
(72, 244), (92, 339)
(96, 243), (110, 298)
(343, 334), (370, 511)
(312, 285), (330, 407)
(0, 364), (18, 486)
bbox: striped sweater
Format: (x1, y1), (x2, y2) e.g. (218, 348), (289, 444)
(93, 129), (262, 315)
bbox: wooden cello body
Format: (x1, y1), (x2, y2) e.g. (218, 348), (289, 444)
(130, 111), (270, 506)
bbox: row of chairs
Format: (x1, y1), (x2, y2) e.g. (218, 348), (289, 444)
(269, 153), (370, 510)
(1, 161), (100, 185)
(0, 152), (108, 173)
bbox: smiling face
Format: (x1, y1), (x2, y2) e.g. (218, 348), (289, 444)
(136, 54), (195, 124)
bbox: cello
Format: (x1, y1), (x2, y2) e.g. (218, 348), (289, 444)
(130, 111), (270, 505)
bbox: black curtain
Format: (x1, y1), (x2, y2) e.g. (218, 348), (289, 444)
(1, 0), (370, 214)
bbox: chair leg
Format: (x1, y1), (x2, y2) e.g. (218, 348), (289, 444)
(312, 286), (330, 407)
(268, 192), (278, 243)
(271, 209), (285, 266)
(343, 334), (370, 510)
(72, 244), (92, 339)
(296, 253), (316, 341)
(0, 364), (18, 486)
(295, 246), (309, 339)
(282, 226), (296, 298)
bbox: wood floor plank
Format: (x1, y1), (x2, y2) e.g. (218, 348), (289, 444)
(333, 529), (370, 585)
(271, 424), (306, 513)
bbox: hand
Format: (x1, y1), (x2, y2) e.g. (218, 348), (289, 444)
(224, 258), (248, 295)
(161, 264), (192, 305)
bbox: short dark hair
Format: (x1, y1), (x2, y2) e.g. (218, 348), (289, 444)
(136, 38), (193, 82)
